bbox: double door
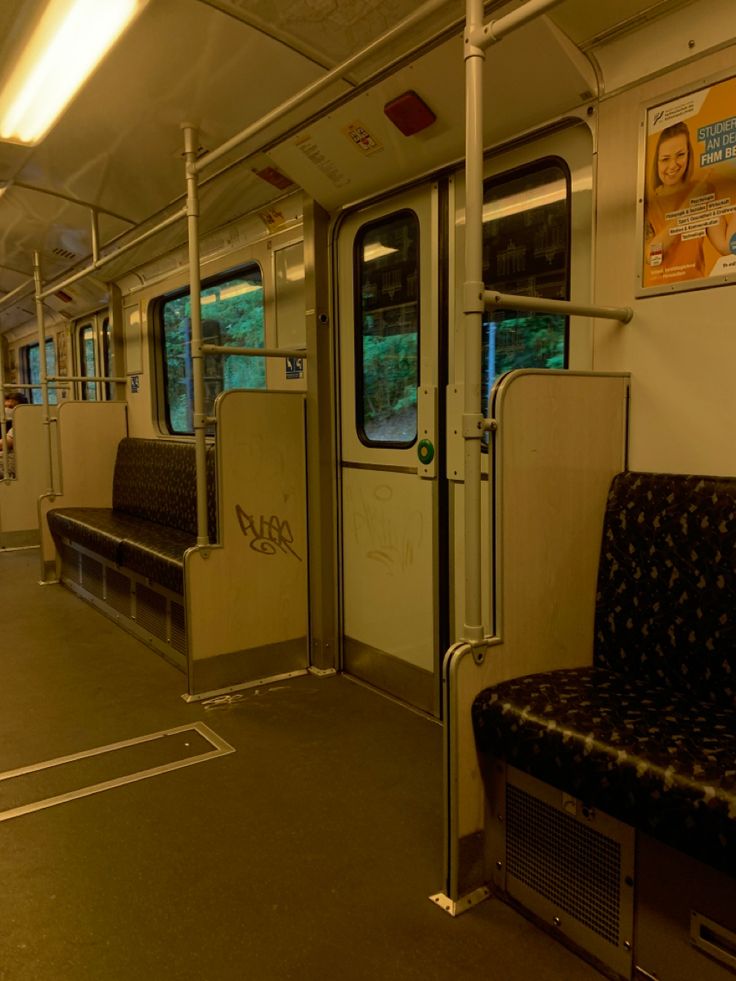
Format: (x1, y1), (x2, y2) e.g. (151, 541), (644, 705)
(335, 123), (594, 717)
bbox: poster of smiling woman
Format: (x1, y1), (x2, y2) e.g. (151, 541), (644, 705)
(639, 73), (736, 295)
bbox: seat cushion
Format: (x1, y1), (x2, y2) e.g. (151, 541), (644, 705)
(118, 520), (196, 594)
(47, 508), (139, 562)
(112, 438), (217, 540)
(472, 666), (736, 875)
(594, 471), (736, 704)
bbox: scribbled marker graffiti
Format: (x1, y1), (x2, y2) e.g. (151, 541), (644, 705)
(235, 505), (302, 560)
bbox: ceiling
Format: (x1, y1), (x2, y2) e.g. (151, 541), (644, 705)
(0, 0), (703, 330)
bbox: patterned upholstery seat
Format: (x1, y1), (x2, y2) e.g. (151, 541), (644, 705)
(472, 471), (736, 875)
(48, 438), (217, 595)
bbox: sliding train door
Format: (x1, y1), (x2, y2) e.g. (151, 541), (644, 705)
(449, 121), (595, 637)
(336, 183), (445, 716)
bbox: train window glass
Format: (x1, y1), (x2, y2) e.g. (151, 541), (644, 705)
(78, 323), (97, 400)
(355, 210), (419, 446)
(102, 317), (113, 399)
(160, 265), (264, 435)
(481, 162), (570, 438)
(275, 243), (305, 350)
(22, 339), (57, 404)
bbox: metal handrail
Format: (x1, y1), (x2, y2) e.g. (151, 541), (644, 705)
(192, 0), (454, 175)
(483, 291), (633, 324)
(201, 344), (307, 360)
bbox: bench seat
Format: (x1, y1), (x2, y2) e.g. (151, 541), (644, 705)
(118, 519), (198, 594)
(47, 437), (216, 597)
(472, 470), (736, 877)
(48, 507), (197, 594)
(473, 666), (736, 875)
(47, 507), (135, 561)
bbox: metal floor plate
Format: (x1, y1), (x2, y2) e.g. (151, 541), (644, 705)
(0, 722), (234, 822)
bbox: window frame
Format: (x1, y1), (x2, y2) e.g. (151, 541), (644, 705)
(20, 337), (57, 404)
(480, 155), (572, 446)
(156, 261), (266, 436)
(352, 207), (421, 450)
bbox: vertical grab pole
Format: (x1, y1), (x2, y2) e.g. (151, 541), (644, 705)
(462, 0), (486, 644)
(0, 336), (7, 481)
(182, 124), (209, 546)
(33, 252), (55, 496)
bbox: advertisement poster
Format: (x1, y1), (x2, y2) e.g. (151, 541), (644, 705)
(641, 74), (736, 293)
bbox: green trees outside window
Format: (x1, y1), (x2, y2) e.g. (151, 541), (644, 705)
(161, 267), (265, 434)
(356, 211), (419, 445)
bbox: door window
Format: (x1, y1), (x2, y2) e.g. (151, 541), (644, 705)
(159, 264), (264, 435)
(355, 211), (420, 446)
(78, 323), (96, 400)
(481, 161), (570, 430)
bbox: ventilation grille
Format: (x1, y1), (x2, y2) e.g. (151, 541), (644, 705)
(51, 246), (78, 261)
(81, 555), (104, 598)
(170, 601), (187, 654)
(61, 544), (81, 584)
(506, 783), (622, 946)
(105, 567), (131, 616)
(135, 584), (167, 641)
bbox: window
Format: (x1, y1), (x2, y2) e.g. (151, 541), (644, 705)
(355, 211), (419, 446)
(22, 338), (57, 404)
(102, 317), (113, 400)
(79, 323), (97, 400)
(160, 265), (265, 435)
(481, 161), (570, 434)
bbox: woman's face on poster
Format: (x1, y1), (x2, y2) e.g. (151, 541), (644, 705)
(657, 133), (690, 186)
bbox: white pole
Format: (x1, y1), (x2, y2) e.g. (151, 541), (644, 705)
(485, 291), (633, 323)
(194, 0), (453, 175)
(469, 0), (565, 47)
(182, 125), (209, 547)
(461, 0), (486, 644)
(33, 252), (56, 496)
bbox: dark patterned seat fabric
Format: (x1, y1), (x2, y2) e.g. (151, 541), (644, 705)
(472, 471), (736, 876)
(47, 438), (217, 596)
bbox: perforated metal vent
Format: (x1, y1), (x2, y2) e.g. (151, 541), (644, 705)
(61, 544), (81, 584)
(135, 584), (167, 641)
(170, 601), (187, 654)
(506, 783), (622, 945)
(52, 246), (78, 261)
(105, 567), (131, 616)
(81, 555), (104, 599)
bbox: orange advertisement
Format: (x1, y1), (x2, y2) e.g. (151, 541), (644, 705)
(642, 75), (736, 292)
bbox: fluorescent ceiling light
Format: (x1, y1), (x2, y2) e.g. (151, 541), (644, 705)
(218, 282), (260, 300)
(0, 0), (146, 146)
(363, 243), (398, 262)
(455, 177), (573, 226)
(482, 179), (567, 222)
(285, 264), (305, 282)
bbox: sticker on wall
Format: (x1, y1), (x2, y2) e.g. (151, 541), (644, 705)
(638, 72), (736, 295)
(259, 208), (286, 231)
(285, 356), (304, 380)
(343, 121), (383, 156)
(293, 133), (350, 188)
(130, 375), (140, 393)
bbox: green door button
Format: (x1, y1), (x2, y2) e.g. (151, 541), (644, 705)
(418, 438), (435, 465)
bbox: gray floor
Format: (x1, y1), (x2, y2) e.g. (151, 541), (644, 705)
(0, 548), (602, 980)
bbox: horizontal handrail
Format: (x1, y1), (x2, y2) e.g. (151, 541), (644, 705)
(46, 375), (127, 383)
(468, 0), (565, 47)
(483, 290), (633, 324)
(0, 277), (34, 312)
(38, 206), (188, 301)
(193, 0), (453, 174)
(200, 344), (307, 360)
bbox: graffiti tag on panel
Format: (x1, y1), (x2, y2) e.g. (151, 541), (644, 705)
(235, 505), (302, 561)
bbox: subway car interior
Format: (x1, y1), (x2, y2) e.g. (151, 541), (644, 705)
(1, 0), (735, 978)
